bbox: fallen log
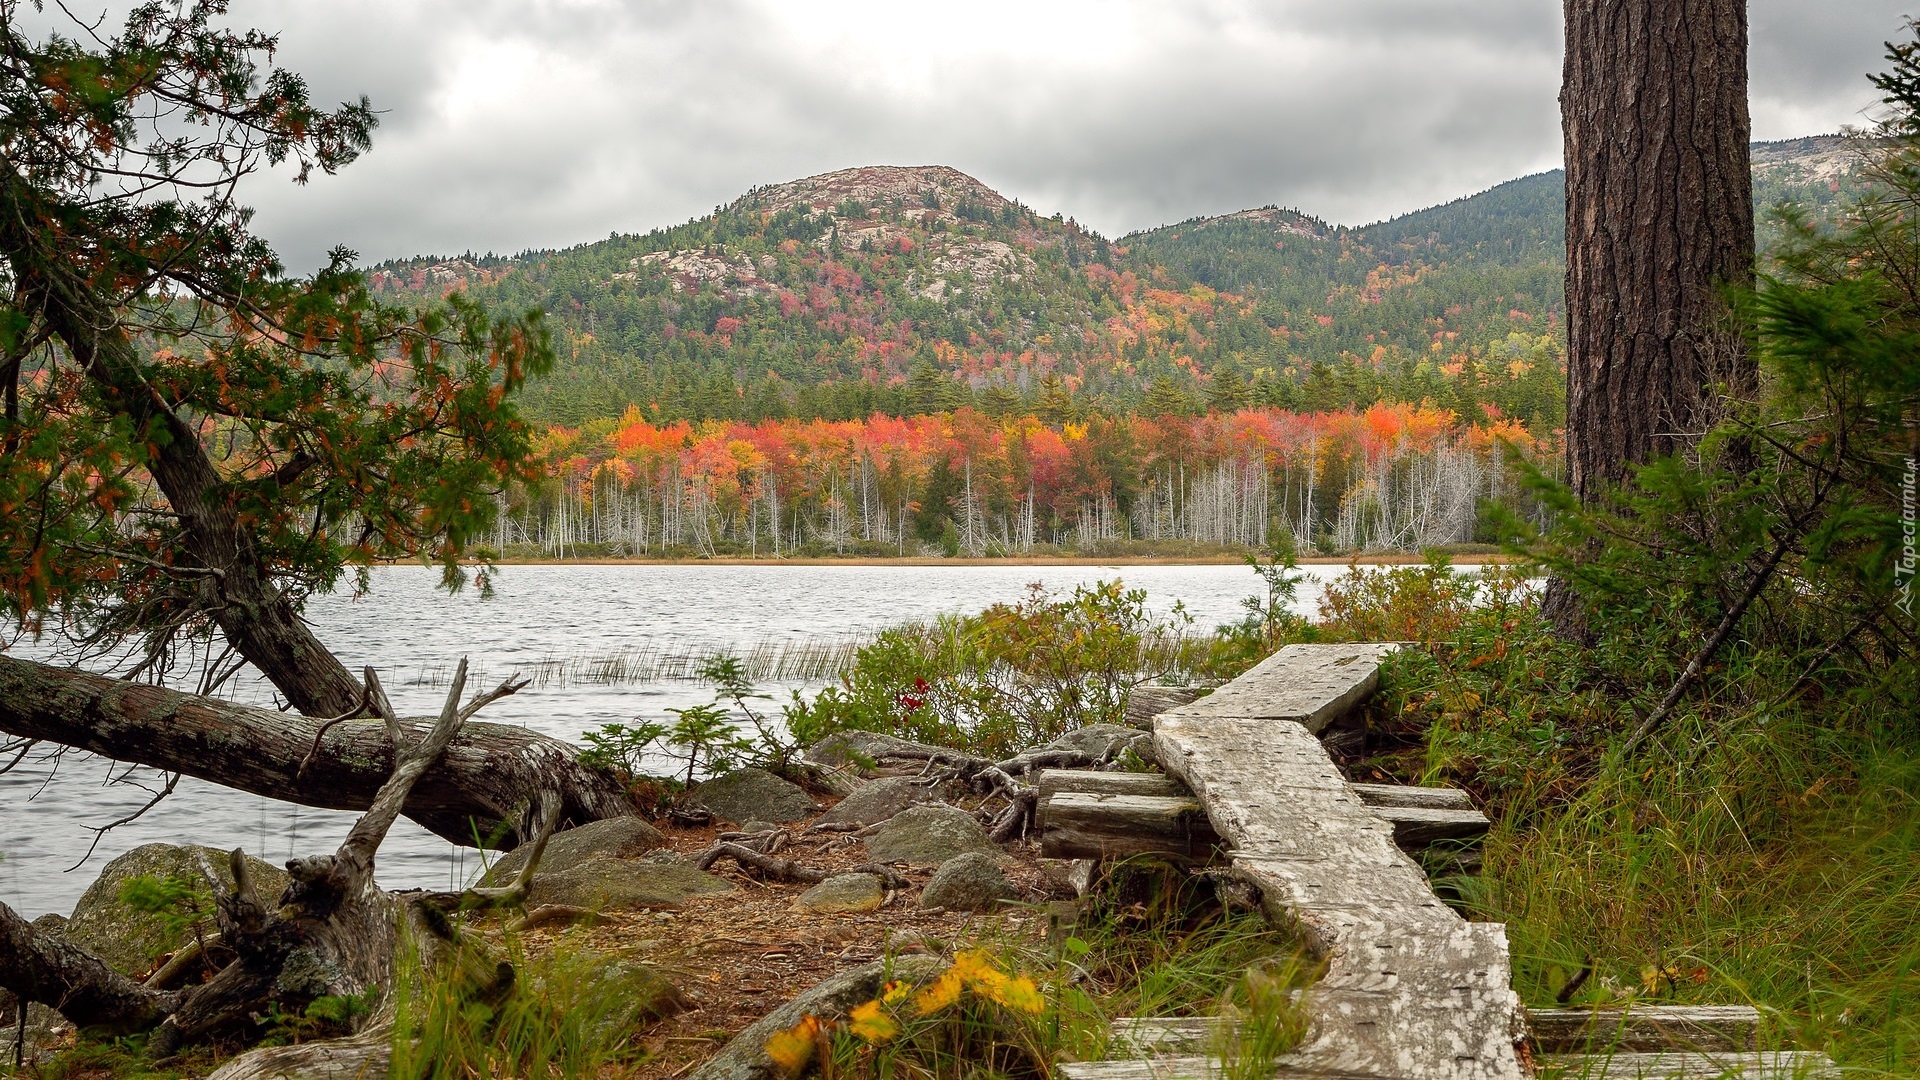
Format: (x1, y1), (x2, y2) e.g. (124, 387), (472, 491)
(0, 654), (634, 847)
(0, 658), (570, 1076)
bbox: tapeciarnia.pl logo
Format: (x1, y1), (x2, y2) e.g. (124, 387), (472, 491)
(1899, 456), (1917, 618)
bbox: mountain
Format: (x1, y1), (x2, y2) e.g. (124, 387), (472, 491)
(369, 139), (1865, 436)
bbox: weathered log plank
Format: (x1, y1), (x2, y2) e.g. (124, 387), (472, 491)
(1168, 643), (1403, 733)
(1125, 686), (1208, 729)
(1058, 1058), (1219, 1080)
(1035, 769), (1187, 803)
(1105, 1012), (1811, 1076)
(1108, 1016), (1225, 1058)
(1528, 1005), (1759, 1053)
(1114, 1005), (1762, 1058)
(1037, 791), (1487, 861)
(1383, 805), (1491, 846)
(1349, 782), (1475, 811)
(1039, 793), (1220, 861)
(1537, 1051), (1839, 1078)
(1035, 770), (1477, 815)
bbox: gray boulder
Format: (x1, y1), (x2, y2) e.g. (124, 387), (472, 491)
(815, 777), (937, 828)
(528, 856), (733, 910)
(793, 873), (886, 914)
(481, 815), (666, 886)
(692, 768), (817, 824)
(577, 959), (692, 1026)
(686, 956), (945, 1080)
(865, 805), (997, 866)
(66, 843), (291, 976)
(919, 852), (1020, 912)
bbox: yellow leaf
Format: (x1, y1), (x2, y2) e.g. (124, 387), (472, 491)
(912, 969), (965, 1016)
(847, 999), (899, 1044)
(764, 1015), (821, 1074)
(1640, 964), (1680, 994)
(985, 974), (1047, 1015)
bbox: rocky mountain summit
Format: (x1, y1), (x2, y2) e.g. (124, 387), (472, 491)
(359, 139), (1865, 427)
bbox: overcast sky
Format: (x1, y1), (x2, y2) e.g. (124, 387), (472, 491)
(142, 1), (1918, 269)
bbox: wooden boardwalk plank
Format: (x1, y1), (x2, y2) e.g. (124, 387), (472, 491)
(1040, 792), (1220, 861)
(1151, 645), (1527, 1079)
(1170, 643), (1403, 732)
(1528, 1006), (1760, 1053)
(1038, 792), (1487, 861)
(1350, 782), (1476, 811)
(1036, 769), (1476, 814)
(1537, 1051), (1839, 1078)
(1111, 1005), (1764, 1061)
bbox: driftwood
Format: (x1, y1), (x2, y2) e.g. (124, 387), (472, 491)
(0, 657), (568, 1076)
(692, 842), (911, 890)
(0, 654), (634, 847)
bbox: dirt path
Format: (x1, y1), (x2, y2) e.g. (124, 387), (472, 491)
(498, 797), (1061, 1079)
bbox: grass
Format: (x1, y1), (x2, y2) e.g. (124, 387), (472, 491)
(8, 1040), (211, 1080)
(1326, 561), (1920, 1076)
(388, 930), (674, 1080)
(1461, 716), (1920, 1072)
(398, 634), (868, 690)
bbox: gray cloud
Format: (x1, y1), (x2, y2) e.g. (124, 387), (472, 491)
(160, 0), (1908, 270)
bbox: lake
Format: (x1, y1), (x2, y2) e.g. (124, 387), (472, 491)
(0, 561), (1368, 918)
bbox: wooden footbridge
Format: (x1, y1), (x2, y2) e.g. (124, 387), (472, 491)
(1038, 645), (1839, 1080)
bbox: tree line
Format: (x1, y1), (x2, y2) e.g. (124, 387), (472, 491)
(512, 404), (1553, 557)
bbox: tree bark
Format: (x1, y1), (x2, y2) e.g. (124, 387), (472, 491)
(0, 903), (180, 1034)
(1561, 0), (1755, 498)
(1553, 0), (1757, 630)
(0, 654), (634, 847)
(0, 164), (365, 718)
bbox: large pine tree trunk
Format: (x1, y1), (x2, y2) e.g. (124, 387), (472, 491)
(1553, 0), (1757, 626)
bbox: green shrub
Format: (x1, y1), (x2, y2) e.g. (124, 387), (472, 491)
(786, 580), (1198, 758)
(579, 652), (795, 786)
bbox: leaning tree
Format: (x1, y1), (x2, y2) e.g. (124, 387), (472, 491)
(0, 2), (631, 841)
(1552, 0), (1759, 629)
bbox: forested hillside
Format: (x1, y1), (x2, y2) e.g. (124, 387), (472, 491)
(373, 139), (1856, 435)
(370, 164), (1564, 435)
(365, 141), (1864, 556)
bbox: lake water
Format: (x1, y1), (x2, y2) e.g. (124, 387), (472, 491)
(0, 561), (1366, 919)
